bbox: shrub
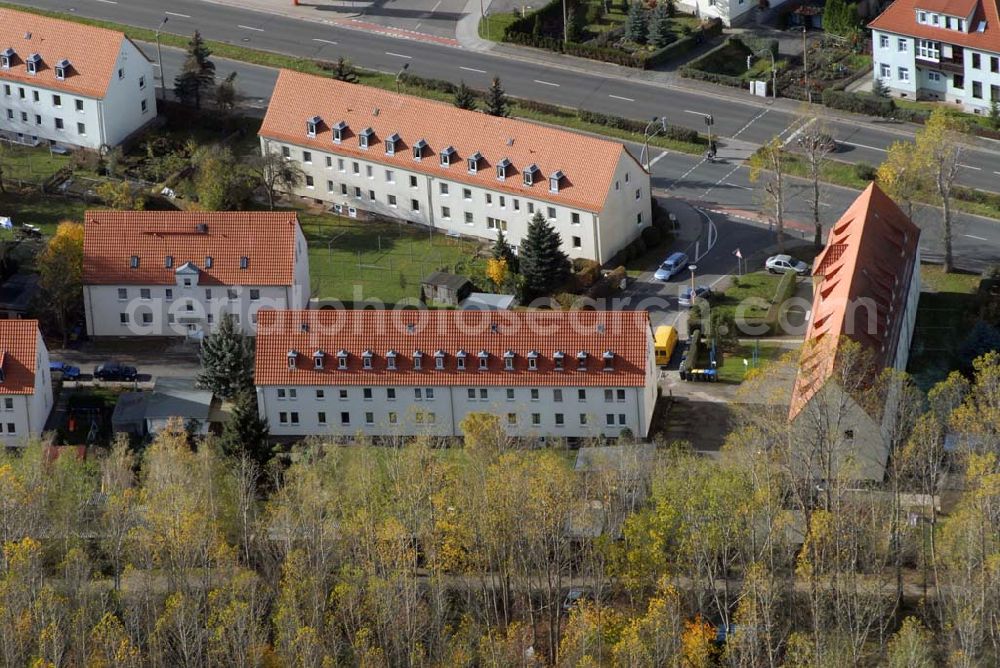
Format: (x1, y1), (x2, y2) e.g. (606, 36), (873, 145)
(516, 98), (571, 116)
(554, 291), (580, 310)
(398, 72), (457, 95)
(572, 259), (603, 290)
(585, 3), (604, 24)
(821, 88), (896, 118)
(641, 225), (662, 247)
(854, 161), (877, 182)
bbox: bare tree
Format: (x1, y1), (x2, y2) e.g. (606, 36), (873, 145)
(796, 117), (834, 247)
(249, 148), (305, 210)
(916, 109), (967, 273)
(749, 137), (789, 252)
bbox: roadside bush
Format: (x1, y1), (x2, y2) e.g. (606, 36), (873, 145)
(854, 161), (878, 182)
(821, 88), (897, 118)
(641, 225), (662, 247)
(578, 109), (702, 144)
(585, 3), (604, 24)
(554, 291), (580, 310)
(571, 259), (603, 291)
(517, 98), (572, 117)
(398, 72), (457, 95)
(680, 66), (745, 88)
(679, 328), (702, 378)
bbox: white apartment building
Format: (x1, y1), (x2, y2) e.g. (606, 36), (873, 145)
(870, 0), (1000, 112)
(255, 309), (658, 440)
(0, 9), (156, 150)
(82, 211), (310, 338)
(259, 69), (652, 264)
(0, 320), (53, 447)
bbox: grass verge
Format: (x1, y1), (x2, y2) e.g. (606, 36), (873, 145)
(0, 144), (72, 185)
(0, 191), (86, 236)
(710, 271), (783, 320)
(2, 2), (707, 155)
(715, 342), (786, 383)
(478, 12), (520, 42)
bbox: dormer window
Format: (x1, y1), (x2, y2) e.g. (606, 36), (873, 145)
(55, 58), (70, 80)
(523, 164), (539, 186)
(333, 121), (347, 143)
(576, 350), (588, 371)
(337, 349), (349, 369)
(456, 349), (467, 370)
(477, 350), (489, 370)
(306, 115), (321, 137)
(240, 256), (249, 269)
(359, 127), (374, 149)
(313, 350), (325, 369)
(413, 139), (428, 161)
(287, 350), (299, 370)
(496, 158), (512, 181)
(164, 256), (173, 268)
(0, 48), (14, 69)
(385, 133), (400, 155)
(25, 53), (41, 75)
(205, 256), (213, 268)
(386, 349), (398, 370)
(602, 350), (615, 371)
(553, 350), (565, 371)
(527, 350), (540, 371)
(549, 170), (564, 193)
(362, 349), (373, 369)
(130, 255), (140, 269)
(440, 146), (456, 167)
(434, 349), (446, 369)
(413, 350), (423, 370)
(468, 152), (482, 173)
(503, 350), (515, 370)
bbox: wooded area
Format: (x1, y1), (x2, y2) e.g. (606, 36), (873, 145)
(1, 350), (998, 667)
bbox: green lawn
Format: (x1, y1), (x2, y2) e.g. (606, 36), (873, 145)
(0, 191), (86, 236)
(715, 342), (786, 383)
(710, 272), (784, 320)
(479, 11), (520, 41)
(920, 264), (981, 294)
(1, 143), (72, 185)
(299, 212), (485, 304)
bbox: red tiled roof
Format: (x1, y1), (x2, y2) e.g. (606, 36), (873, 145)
(259, 69), (637, 214)
(83, 211), (301, 286)
(789, 183), (921, 420)
(0, 320), (40, 395)
(255, 309), (651, 387)
(869, 0), (1000, 54)
(0, 8), (139, 98)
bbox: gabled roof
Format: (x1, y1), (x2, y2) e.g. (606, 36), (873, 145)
(0, 320), (41, 395)
(869, 0), (1000, 54)
(255, 309), (651, 387)
(0, 8), (141, 98)
(83, 211), (301, 286)
(789, 183), (921, 420)
(259, 69), (638, 214)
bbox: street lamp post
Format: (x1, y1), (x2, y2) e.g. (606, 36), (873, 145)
(395, 63), (410, 93)
(802, 26), (811, 103)
(562, 0), (568, 44)
(689, 264), (697, 298)
(155, 15), (169, 101)
(640, 117), (662, 172)
(753, 48), (777, 101)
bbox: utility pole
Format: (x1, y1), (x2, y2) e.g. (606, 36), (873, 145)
(563, 0), (569, 43)
(802, 26), (811, 103)
(155, 15), (168, 102)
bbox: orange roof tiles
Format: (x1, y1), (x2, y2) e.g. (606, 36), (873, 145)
(83, 211), (301, 286)
(869, 0), (1000, 54)
(259, 69), (637, 213)
(0, 8), (139, 98)
(0, 320), (40, 395)
(255, 309), (651, 387)
(789, 183), (921, 420)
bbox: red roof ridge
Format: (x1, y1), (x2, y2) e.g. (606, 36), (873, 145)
(869, 0), (1000, 54)
(0, 320), (40, 395)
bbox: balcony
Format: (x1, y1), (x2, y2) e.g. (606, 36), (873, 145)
(916, 55), (964, 74)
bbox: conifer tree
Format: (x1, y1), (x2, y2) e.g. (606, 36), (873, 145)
(453, 81), (477, 111)
(196, 313), (255, 399)
(173, 31), (215, 109)
(624, 2), (648, 44)
(218, 391), (271, 467)
(647, 2), (674, 48)
(491, 229), (519, 273)
(518, 212), (570, 299)
(333, 57), (359, 83)
(485, 76), (510, 117)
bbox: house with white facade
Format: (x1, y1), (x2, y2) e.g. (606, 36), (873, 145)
(259, 70), (652, 265)
(0, 8), (156, 150)
(869, 0), (1000, 112)
(677, 0), (775, 27)
(788, 183), (921, 482)
(82, 211), (310, 338)
(255, 309), (657, 440)
(0, 320), (53, 447)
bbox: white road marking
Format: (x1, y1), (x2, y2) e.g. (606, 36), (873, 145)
(460, 66), (487, 73)
(165, 11), (190, 18)
(312, 38), (338, 45)
(430, 0), (442, 10)
(964, 234), (988, 240)
(839, 140), (886, 152)
(237, 24), (265, 32)
(534, 79), (560, 87)
(723, 183), (753, 191)
(732, 108), (769, 139)
(151, 63), (160, 68)
(609, 94), (635, 102)
(995, 171), (1000, 176)
(414, 22), (422, 29)
(959, 164), (982, 170)
(667, 158), (708, 190)
(386, 51), (412, 59)
(649, 151), (669, 167)
(93, 0), (117, 4)
(783, 117), (816, 146)
(702, 164), (743, 197)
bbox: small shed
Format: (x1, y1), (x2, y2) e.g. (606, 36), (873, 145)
(0, 273), (40, 319)
(460, 292), (517, 311)
(112, 378), (217, 438)
(421, 271), (473, 306)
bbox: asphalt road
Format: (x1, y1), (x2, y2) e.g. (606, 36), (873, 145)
(16, 0), (1000, 194)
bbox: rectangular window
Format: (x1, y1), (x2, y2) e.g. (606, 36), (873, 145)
(303, 150), (312, 163)
(411, 199), (420, 211)
(879, 63), (891, 78)
(117, 288), (128, 300)
(365, 412), (374, 425)
(580, 413), (588, 425)
(341, 184), (348, 196)
(555, 413), (564, 426)
(410, 175), (418, 188)
(415, 388), (423, 401)
(499, 196), (505, 208)
(388, 194), (397, 207)
(363, 388), (373, 400)
(282, 146), (291, 158)
(440, 182), (449, 195)
(635, 189), (641, 200)
(897, 38), (907, 52)
(369, 190), (375, 201)
(279, 412), (288, 425)
(326, 156), (333, 168)
(917, 40), (939, 60)
(426, 388), (434, 400)
(34, 114), (40, 125)
(385, 169), (394, 182)
(578, 388), (586, 401)
(532, 413), (541, 426)
(74, 99), (83, 111)
(572, 236), (582, 249)
(973, 81), (983, 98)
(52, 94), (61, 106)
(354, 186), (362, 198)
(338, 158), (345, 171)
(617, 389), (626, 402)
(141, 96), (149, 113)
(485, 193), (492, 205)
(119, 313), (129, 325)
(992, 57), (999, 73)
(506, 388), (515, 401)
(388, 411), (397, 424)
(547, 206), (556, 219)
(463, 188), (472, 200)
(507, 413), (517, 425)
(898, 67), (910, 82)
(553, 389), (563, 402)
(530, 388), (539, 401)
(387, 388), (396, 400)
(366, 165), (373, 178)
(619, 414), (626, 425)
(55, 118), (64, 130)
(441, 206), (451, 219)
(5, 424), (12, 434)
(328, 180), (335, 193)
(992, 85), (999, 102)
(954, 73), (964, 89)
(3, 398), (12, 410)
(468, 388), (476, 400)
(341, 412), (350, 425)
(479, 388), (488, 400)
(879, 34), (889, 48)
(487, 217), (507, 231)
(513, 199), (520, 210)
(290, 412), (299, 425)
(318, 411), (327, 424)
(464, 212), (473, 225)
(316, 389), (325, 399)
(606, 413), (615, 426)
(140, 288), (151, 300)
(305, 175), (314, 188)
(972, 53), (981, 69)
(571, 212), (580, 224)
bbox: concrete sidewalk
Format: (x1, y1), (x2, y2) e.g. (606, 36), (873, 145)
(657, 197), (708, 257)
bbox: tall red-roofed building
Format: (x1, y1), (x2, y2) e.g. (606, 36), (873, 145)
(0, 320), (53, 446)
(82, 211), (310, 337)
(869, 0), (1000, 111)
(788, 183), (921, 482)
(254, 309), (657, 439)
(0, 8), (156, 150)
(258, 70), (651, 264)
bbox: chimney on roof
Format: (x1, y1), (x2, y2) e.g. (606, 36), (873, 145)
(24, 32), (31, 40)
(506, 138), (514, 146)
(490, 323), (499, 333)
(196, 223), (208, 233)
(372, 107), (379, 117)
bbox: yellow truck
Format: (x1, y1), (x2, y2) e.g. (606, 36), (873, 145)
(654, 325), (678, 367)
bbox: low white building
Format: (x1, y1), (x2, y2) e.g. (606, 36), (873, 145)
(0, 320), (53, 447)
(255, 309), (658, 440)
(869, 0), (1000, 113)
(259, 69), (652, 265)
(0, 8), (156, 150)
(677, 0), (778, 27)
(82, 211), (310, 338)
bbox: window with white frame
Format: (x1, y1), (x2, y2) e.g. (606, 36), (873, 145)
(879, 34), (889, 48)
(897, 38), (907, 52)
(898, 67), (910, 81)
(917, 40), (939, 60)
(927, 71), (941, 82)
(880, 63), (891, 78)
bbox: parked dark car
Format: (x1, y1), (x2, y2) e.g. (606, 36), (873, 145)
(93, 362), (138, 381)
(49, 361), (81, 380)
